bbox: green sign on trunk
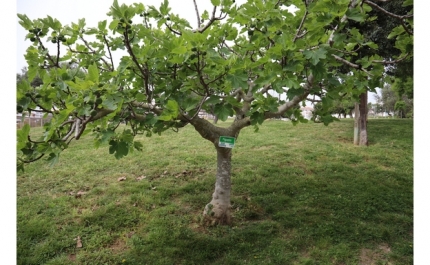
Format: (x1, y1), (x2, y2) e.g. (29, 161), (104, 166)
(219, 136), (236, 148)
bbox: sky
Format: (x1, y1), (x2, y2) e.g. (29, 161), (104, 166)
(3, 1), (428, 263)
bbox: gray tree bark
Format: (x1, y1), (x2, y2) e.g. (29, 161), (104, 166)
(203, 146), (232, 225)
(358, 92), (368, 146)
(354, 102), (360, 145)
(353, 93), (368, 146)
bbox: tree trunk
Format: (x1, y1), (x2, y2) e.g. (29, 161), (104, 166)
(353, 103), (360, 145)
(203, 146), (232, 225)
(358, 92), (368, 146)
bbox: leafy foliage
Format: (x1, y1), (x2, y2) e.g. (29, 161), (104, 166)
(17, 0), (413, 168)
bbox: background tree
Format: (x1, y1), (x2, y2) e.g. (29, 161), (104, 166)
(17, 0), (413, 225)
(341, 0), (413, 145)
(375, 82), (413, 118)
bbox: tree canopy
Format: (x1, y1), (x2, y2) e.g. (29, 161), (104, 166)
(17, 0), (413, 166)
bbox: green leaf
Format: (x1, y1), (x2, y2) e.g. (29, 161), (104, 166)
(17, 14), (32, 29)
(345, 9), (365, 22)
(94, 129), (115, 148)
(210, 0), (220, 6)
(121, 130), (135, 143)
(201, 10), (209, 20)
(214, 103), (233, 121)
(109, 140), (117, 154)
(87, 63), (99, 83)
(102, 94), (123, 110)
(204, 95), (221, 105)
(303, 48), (327, 65)
(364, 41), (378, 49)
(158, 99), (179, 121)
(115, 141), (129, 159)
(109, 0), (123, 18)
(226, 73), (248, 89)
(109, 19), (119, 30)
(17, 124), (31, 150)
(250, 111), (264, 125)
(171, 46), (187, 54)
(160, 0), (170, 15)
(387, 25), (405, 39)
(402, 0), (413, 7)
(98, 20), (107, 31)
(47, 152), (60, 167)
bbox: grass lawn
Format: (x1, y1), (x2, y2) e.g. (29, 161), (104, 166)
(17, 118), (413, 264)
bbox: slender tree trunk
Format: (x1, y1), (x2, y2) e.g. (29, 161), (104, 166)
(358, 92), (368, 146)
(353, 103), (360, 145)
(203, 146), (232, 225)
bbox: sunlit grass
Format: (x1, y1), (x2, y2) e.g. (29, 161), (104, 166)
(17, 118), (413, 264)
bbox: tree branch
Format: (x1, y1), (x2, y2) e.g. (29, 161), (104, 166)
(192, 0), (201, 28)
(165, 23), (182, 35)
(363, 0), (413, 35)
(18, 154), (45, 164)
(331, 54), (372, 76)
(102, 35), (115, 71)
(265, 74), (315, 119)
(123, 31), (151, 102)
(372, 53), (410, 64)
(293, 10), (308, 42)
(193, 6), (227, 33)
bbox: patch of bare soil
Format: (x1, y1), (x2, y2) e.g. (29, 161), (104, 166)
(109, 236), (129, 254)
(68, 253), (76, 262)
(359, 243), (392, 265)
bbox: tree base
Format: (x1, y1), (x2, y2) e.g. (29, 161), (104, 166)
(203, 203), (231, 226)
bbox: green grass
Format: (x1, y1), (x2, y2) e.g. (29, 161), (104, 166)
(17, 118), (413, 265)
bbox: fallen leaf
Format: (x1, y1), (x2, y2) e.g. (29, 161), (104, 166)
(75, 236), (83, 248)
(117, 176), (126, 181)
(136, 176), (146, 181)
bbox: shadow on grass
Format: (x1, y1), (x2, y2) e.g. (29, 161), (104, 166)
(118, 157), (412, 264)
